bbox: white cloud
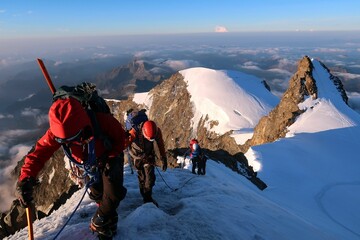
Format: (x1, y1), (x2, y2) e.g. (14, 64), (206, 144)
(0, 114), (14, 119)
(163, 60), (201, 71)
(21, 107), (41, 117)
(335, 72), (360, 80)
(18, 93), (35, 101)
(347, 92), (360, 114)
(54, 61), (63, 66)
(0, 9), (5, 13)
(0, 59), (8, 66)
(0, 144), (32, 212)
(134, 50), (157, 58)
(215, 25), (229, 33)
(20, 108), (48, 126)
(313, 48), (347, 53)
(92, 53), (115, 59)
(36, 114), (49, 126)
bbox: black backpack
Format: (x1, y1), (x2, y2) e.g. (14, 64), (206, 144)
(53, 82), (110, 113)
(53, 82), (112, 150)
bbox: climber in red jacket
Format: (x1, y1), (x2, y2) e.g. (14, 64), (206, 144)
(16, 97), (127, 238)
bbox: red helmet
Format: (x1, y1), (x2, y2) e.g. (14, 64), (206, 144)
(142, 120), (157, 141)
(190, 138), (198, 146)
(49, 98), (91, 139)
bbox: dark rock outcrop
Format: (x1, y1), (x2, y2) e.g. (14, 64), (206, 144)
(241, 56), (317, 150)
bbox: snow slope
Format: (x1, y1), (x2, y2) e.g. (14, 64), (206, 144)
(180, 68), (279, 138)
(6, 161), (335, 240)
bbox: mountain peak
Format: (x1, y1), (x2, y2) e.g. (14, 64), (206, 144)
(243, 56), (350, 150)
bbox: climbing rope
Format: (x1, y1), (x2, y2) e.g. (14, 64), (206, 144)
(52, 185), (89, 240)
(155, 167), (198, 192)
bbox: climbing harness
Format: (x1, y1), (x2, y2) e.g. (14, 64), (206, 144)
(53, 139), (100, 239)
(62, 138), (100, 187)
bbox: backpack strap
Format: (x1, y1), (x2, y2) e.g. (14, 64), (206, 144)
(86, 109), (112, 151)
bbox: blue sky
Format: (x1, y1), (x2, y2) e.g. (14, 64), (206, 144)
(0, 0), (360, 39)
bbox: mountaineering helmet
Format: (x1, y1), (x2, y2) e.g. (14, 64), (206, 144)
(142, 120), (157, 141)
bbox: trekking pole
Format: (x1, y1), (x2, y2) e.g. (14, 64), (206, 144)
(26, 207), (34, 240)
(126, 148), (134, 174)
(36, 58), (56, 94)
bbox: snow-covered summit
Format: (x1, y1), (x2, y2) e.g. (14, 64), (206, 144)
(179, 67), (279, 134)
(288, 58), (360, 135)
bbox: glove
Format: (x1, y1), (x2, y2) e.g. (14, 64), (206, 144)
(161, 157), (168, 172)
(16, 177), (37, 208)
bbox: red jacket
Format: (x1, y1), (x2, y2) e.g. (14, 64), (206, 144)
(19, 112), (126, 182)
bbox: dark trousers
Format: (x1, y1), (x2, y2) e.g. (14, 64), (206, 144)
(198, 158), (206, 175)
(90, 154), (127, 219)
(136, 163), (156, 202)
(192, 156), (206, 175)
(191, 157), (199, 174)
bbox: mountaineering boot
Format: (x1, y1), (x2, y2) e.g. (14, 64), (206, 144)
(90, 214), (118, 238)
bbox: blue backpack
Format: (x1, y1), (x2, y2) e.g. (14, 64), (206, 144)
(125, 109), (148, 131)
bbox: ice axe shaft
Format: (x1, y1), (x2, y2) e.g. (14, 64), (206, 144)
(26, 207), (34, 240)
(36, 58), (56, 94)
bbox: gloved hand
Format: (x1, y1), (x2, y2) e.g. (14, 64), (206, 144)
(161, 157), (168, 172)
(16, 177), (37, 208)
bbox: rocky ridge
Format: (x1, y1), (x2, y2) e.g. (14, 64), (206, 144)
(242, 56), (348, 151)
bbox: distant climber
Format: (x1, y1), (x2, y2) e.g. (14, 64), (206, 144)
(184, 139), (207, 175)
(126, 109), (167, 207)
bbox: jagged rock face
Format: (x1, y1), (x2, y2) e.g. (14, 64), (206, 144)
(243, 56), (317, 150)
(147, 73), (193, 151)
(0, 148), (77, 238)
(242, 56), (349, 151)
(104, 73), (194, 167)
